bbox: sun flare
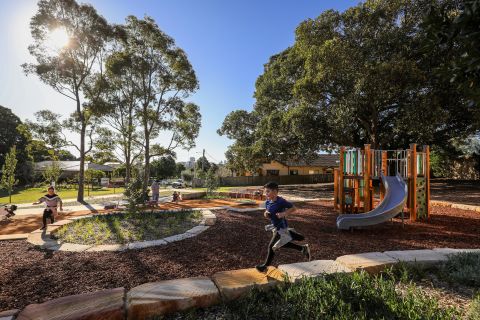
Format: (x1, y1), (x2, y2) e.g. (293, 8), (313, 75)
(46, 27), (70, 51)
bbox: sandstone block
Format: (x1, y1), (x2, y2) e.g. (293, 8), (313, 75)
(336, 252), (397, 274)
(16, 287), (125, 320)
(383, 249), (448, 265)
(278, 260), (352, 282)
(127, 277), (219, 319)
(127, 239), (167, 250)
(212, 267), (284, 301)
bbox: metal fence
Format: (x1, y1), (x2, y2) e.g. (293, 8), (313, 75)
(198, 174), (334, 187)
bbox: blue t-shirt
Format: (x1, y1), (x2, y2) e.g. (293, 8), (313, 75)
(266, 196), (293, 230)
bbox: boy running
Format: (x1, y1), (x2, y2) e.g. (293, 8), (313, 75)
(33, 186), (63, 230)
(256, 181), (310, 272)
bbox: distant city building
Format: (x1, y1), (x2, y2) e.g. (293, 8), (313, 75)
(183, 157), (196, 169)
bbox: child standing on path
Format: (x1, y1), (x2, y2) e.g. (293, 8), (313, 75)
(256, 181), (310, 272)
(33, 186), (63, 230)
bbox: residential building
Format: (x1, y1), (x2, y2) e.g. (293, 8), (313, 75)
(255, 154), (339, 176)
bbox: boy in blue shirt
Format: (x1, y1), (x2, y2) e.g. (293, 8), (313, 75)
(256, 181), (311, 272)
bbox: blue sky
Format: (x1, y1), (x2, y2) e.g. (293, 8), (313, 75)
(0, 0), (358, 163)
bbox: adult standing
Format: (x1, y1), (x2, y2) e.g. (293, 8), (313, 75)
(151, 180), (160, 202)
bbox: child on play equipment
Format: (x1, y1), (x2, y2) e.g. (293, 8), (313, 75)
(256, 181), (311, 272)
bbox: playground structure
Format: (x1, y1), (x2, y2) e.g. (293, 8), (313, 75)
(334, 144), (430, 221)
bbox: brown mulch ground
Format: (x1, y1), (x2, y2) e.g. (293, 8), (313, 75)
(1, 201), (480, 312)
(430, 179), (480, 206)
(0, 199), (261, 235)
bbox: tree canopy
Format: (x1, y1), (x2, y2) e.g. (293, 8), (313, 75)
(23, 0), (112, 201)
(219, 0), (480, 172)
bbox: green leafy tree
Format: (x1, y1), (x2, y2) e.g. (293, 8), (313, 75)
(107, 16), (201, 195)
(100, 39), (144, 183)
(41, 152), (62, 187)
(204, 167), (219, 195)
(0, 106), (30, 183)
(84, 169), (105, 196)
(1, 146), (18, 203)
(195, 156), (211, 175)
(123, 172), (144, 214)
(181, 170), (193, 185)
(151, 156), (177, 179)
(23, 0), (113, 202)
(91, 127), (119, 164)
(220, 0), (480, 171)
(175, 163), (186, 178)
(424, 0), (480, 107)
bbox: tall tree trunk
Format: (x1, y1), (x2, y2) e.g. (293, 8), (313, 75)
(143, 132), (150, 196)
(77, 96), (86, 202)
(78, 121), (86, 202)
(125, 152), (131, 185)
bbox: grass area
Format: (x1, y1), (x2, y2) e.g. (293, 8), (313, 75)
(163, 253), (480, 320)
(162, 271), (458, 320)
(0, 186), (126, 204)
(55, 210), (203, 245)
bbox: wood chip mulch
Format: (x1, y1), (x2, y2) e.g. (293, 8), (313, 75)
(1, 201), (480, 312)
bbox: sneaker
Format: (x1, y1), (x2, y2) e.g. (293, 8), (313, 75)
(255, 264), (268, 272)
(302, 244), (311, 261)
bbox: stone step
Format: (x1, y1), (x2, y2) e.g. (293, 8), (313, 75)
(433, 248), (480, 255)
(212, 267), (285, 301)
(278, 260), (353, 282)
(0, 233), (28, 241)
(127, 277), (219, 319)
(16, 287), (125, 320)
(383, 249), (449, 265)
(336, 252), (397, 274)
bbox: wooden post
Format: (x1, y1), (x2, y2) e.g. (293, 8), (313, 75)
(380, 150), (387, 201)
(339, 147), (345, 214)
(334, 169), (339, 210)
(364, 144), (371, 212)
(409, 143), (417, 221)
(424, 145), (431, 220)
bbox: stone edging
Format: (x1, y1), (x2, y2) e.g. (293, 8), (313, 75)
(431, 200), (480, 212)
(25, 210), (216, 252)
(5, 247), (479, 320)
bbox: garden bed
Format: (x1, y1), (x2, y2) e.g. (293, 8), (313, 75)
(54, 210), (203, 245)
(2, 201), (480, 312)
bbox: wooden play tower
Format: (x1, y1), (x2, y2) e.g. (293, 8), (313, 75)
(334, 144), (430, 221)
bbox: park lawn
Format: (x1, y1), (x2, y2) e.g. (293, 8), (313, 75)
(0, 186), (126, 204)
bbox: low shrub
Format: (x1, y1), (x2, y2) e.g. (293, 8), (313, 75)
(467, 294), (480, 320)
(441, 252), (480, 287)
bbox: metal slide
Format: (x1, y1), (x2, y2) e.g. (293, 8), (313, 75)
(336, 173), (408, 230)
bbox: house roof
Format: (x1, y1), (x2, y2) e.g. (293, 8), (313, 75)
(34, 161), (115, 172)
(278, 154), (339, 168)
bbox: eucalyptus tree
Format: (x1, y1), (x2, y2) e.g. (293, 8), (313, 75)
(23, 0), (112, 201)
(108, 16), (201, 193)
